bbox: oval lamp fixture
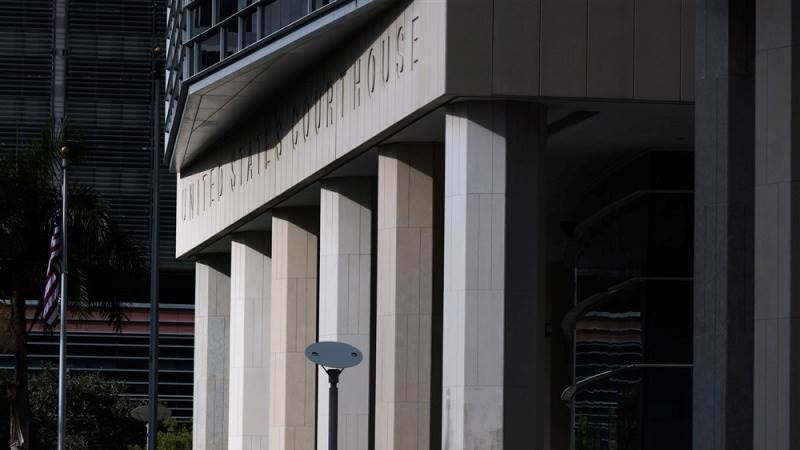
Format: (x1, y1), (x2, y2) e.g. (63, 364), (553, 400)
(305, 341), (363, 369)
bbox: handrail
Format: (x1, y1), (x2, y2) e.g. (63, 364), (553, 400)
(183, 0), (341, 47)
(560, 363), (693, 403)
(565, 189), (693, 260)
(561, 276), (693, 339)
(184, 0), (262, 46)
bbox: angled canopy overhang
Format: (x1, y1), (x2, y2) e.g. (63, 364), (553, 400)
(166, 0), (396, 172)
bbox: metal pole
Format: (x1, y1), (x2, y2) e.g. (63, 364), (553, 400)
(52, 0), (66, 124)
(146, 44), (162, 450)
(56, 156), (68, 450)
(328, 369), (341, 450)
(53, 0), (69, 445)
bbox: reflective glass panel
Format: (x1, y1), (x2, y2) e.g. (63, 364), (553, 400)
(191, 0), (213, 36)
(220, 0), (237, 20)
(287, 0), (309, 23)
(242, 11), (257, 47)
(573, 367), (691, 450)
(225, 26), (237, 57)
(199, 32), (220, 71)
(262, 1), (280, 36)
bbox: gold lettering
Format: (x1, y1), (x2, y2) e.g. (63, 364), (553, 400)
(339, 71), (346, 118)
(382, 34), (391, 84)
(178, 13), (428, 225)
(274, 114), (283, 159)
(196, 178), (201, 214)
(353, 58), (361, 109)
(261, 129), (269, 170)
(217, 163), (224, 199)
(209, 168), (215, 204)
(367, 48), (376, 95)
(396, 25), (405, 76)
(246, 144), (254, 182)
(239, 148), (244, 186)
(292, 107), (300, 148)
(201, 173), (208, 210)
(188, 182), (195, 219)
(303, 97), (311, 140)
(229, 152), (237, 191)
(326, 80), (335, 126)
(411, 16), (420, 69)
(315, 88), (323, 132)
(263, 150), (271, 171)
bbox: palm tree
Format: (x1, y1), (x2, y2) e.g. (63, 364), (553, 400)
(0, 125), (145, 449)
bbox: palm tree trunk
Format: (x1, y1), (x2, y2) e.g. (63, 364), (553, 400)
(10, 289), (29, 450)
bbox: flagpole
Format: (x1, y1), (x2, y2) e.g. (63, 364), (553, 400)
(146, 44), (163, 450)
(56, 148), (68, 450)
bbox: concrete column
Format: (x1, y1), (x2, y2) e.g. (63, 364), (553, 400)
(694, 2), (755, 450)
(442, 101), (547, 450)
(228, 232), (272, 450)
(193, 254), (231, 450)
(269, 208), (319, 450)
(754, 2), (800, 448)
(317, 178), (373, 450)
(375, 143), (441, 450)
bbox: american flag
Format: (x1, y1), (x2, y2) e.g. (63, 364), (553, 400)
(42, 210), (62, 326)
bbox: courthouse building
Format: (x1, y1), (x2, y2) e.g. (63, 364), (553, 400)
(164, 0), (797, 449)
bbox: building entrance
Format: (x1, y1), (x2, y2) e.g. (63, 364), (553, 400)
(554, 150), (694, 449)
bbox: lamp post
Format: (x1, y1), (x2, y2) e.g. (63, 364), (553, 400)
(304, 341), (363, 450)
(132, 402), (172, 449)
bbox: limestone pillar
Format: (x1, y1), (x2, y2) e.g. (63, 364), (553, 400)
(317, 178), (373, 450)
(228, 232), (272, 450)
(694, 2), (755, 449)
(375, 143), (441, 450)
(193, 254), (231, 450)
(754, 1), (800, 448)
(441, 101), (547, 450)
(269, 208), (319, 450)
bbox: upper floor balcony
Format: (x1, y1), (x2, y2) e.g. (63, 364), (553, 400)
(164, 0), (393, 170)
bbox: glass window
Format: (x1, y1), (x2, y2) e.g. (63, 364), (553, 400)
(311, 0), (332, 10)
(262, 1), (281, 36)
(242, 11), (257, 47)
(219, 0), (237, 20)
(185, 43), (195, 75)
(283, 0), (308, 24)
(199, 32), (220, 71)
(224, 26), (237, 57)
(191, 0), (213, 36)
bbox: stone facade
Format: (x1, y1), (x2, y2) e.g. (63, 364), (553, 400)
(317, 178), (374, 450)
(228, 233), (272, 450)
(179, 1), (799, 449)
(269, 208), (319, 450)
(375, 144), (439, 450)
(193, 255), (231, 450)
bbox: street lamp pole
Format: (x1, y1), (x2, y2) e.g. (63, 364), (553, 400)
(304, 341), (363, 450)
(326, 369), (341, 450)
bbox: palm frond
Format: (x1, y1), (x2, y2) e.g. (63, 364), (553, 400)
(0, 122), (146, 331)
